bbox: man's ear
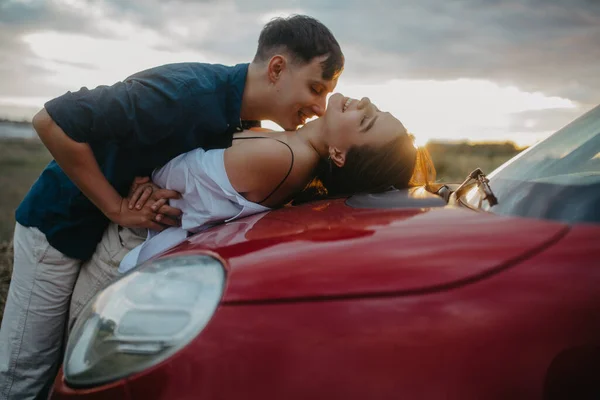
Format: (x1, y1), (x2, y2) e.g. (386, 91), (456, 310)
(328, 147), (346, 168)
(267, 55), (287, 84)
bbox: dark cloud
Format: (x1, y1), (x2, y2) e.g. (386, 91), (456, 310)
(315, 0), (600, 104)
(0, 0), (92, 33)
(188, 0), (600, 105)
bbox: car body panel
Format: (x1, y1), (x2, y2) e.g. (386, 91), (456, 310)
(51, 221), (600, 400)
(158, 200), (568, 302)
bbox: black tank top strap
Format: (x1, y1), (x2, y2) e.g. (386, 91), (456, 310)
(231, 136), (294, 205)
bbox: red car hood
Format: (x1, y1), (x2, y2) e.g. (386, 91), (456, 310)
(163, 199), (569, 302)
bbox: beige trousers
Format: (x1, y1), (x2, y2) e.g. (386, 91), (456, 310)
(0, 223), (81, 400)
(0, 222), (144, 400)
(68, 223), (145, 333)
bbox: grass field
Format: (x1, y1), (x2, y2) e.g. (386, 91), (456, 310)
(0, 137), (522, 320)
(426, 141), (522, 183)
(0, 138), (53, 317)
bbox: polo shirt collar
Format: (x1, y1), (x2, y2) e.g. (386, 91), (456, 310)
(227, 63), (260, 132)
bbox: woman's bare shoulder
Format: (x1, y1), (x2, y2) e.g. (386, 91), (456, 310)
(249, 127), (275, 133)
(224, 137), (294, 196)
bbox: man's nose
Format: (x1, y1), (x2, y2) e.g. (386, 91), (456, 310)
(311, 97), (327, 117)
(357, 97), (371, 110)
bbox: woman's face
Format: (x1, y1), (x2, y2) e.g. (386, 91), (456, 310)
(323, 93), (407, 165)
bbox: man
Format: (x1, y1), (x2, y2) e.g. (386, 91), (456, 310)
(0, 14), (343, 399)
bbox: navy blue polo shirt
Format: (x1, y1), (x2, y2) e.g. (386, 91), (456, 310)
(16, 62), (256, 260)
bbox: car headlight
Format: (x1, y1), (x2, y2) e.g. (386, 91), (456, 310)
(63, 254), (225, 387)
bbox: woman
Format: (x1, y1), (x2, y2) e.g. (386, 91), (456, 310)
(69, 93), (435, 329)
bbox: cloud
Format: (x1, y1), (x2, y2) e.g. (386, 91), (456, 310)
(182, 1), (600, 105)
(314, 0), (600, 106)
(508, 106), (594, 133)
(0, 0), (598, 142)
(2, 0), (599, 100)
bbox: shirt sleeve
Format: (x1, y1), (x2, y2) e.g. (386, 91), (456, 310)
(44, 69), (191, 145)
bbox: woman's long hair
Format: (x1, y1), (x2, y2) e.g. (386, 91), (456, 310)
(292, 132), (436, 204)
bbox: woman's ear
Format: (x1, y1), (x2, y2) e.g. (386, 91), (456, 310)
(267, 55), (287, 84)
(328, 147), (346, 168)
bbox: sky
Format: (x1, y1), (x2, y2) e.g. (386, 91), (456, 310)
(0, 0), (599, 146)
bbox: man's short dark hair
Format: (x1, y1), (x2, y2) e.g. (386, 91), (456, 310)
(254, 15), (344, 80)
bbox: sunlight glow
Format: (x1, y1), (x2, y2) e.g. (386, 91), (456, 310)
(264, 80), (575, 146)
(22, 31), (215, 89)
(333, 79), (576, 146)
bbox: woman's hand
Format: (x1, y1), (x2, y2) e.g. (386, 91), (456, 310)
(112, 197), (167, 231)
(127, 176), (153, 209)
(126, 176), (183, 227)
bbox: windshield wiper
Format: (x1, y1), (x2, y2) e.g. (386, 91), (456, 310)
(455, 168), (498, 208)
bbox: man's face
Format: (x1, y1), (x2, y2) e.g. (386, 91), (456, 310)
(271, 55), (338, 130)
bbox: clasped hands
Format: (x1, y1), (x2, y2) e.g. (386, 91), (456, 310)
(113, 176), (183, 231)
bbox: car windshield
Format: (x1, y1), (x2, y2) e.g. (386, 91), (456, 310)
(463, 104), (600, 224)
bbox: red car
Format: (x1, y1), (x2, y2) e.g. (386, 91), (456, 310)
(51, 105), (600, 400)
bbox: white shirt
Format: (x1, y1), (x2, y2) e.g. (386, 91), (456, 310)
(119, 148), (271, 273)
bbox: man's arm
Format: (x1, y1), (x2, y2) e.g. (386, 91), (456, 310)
(34, 66), (192, 229)
(33, 108), (175, 231)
